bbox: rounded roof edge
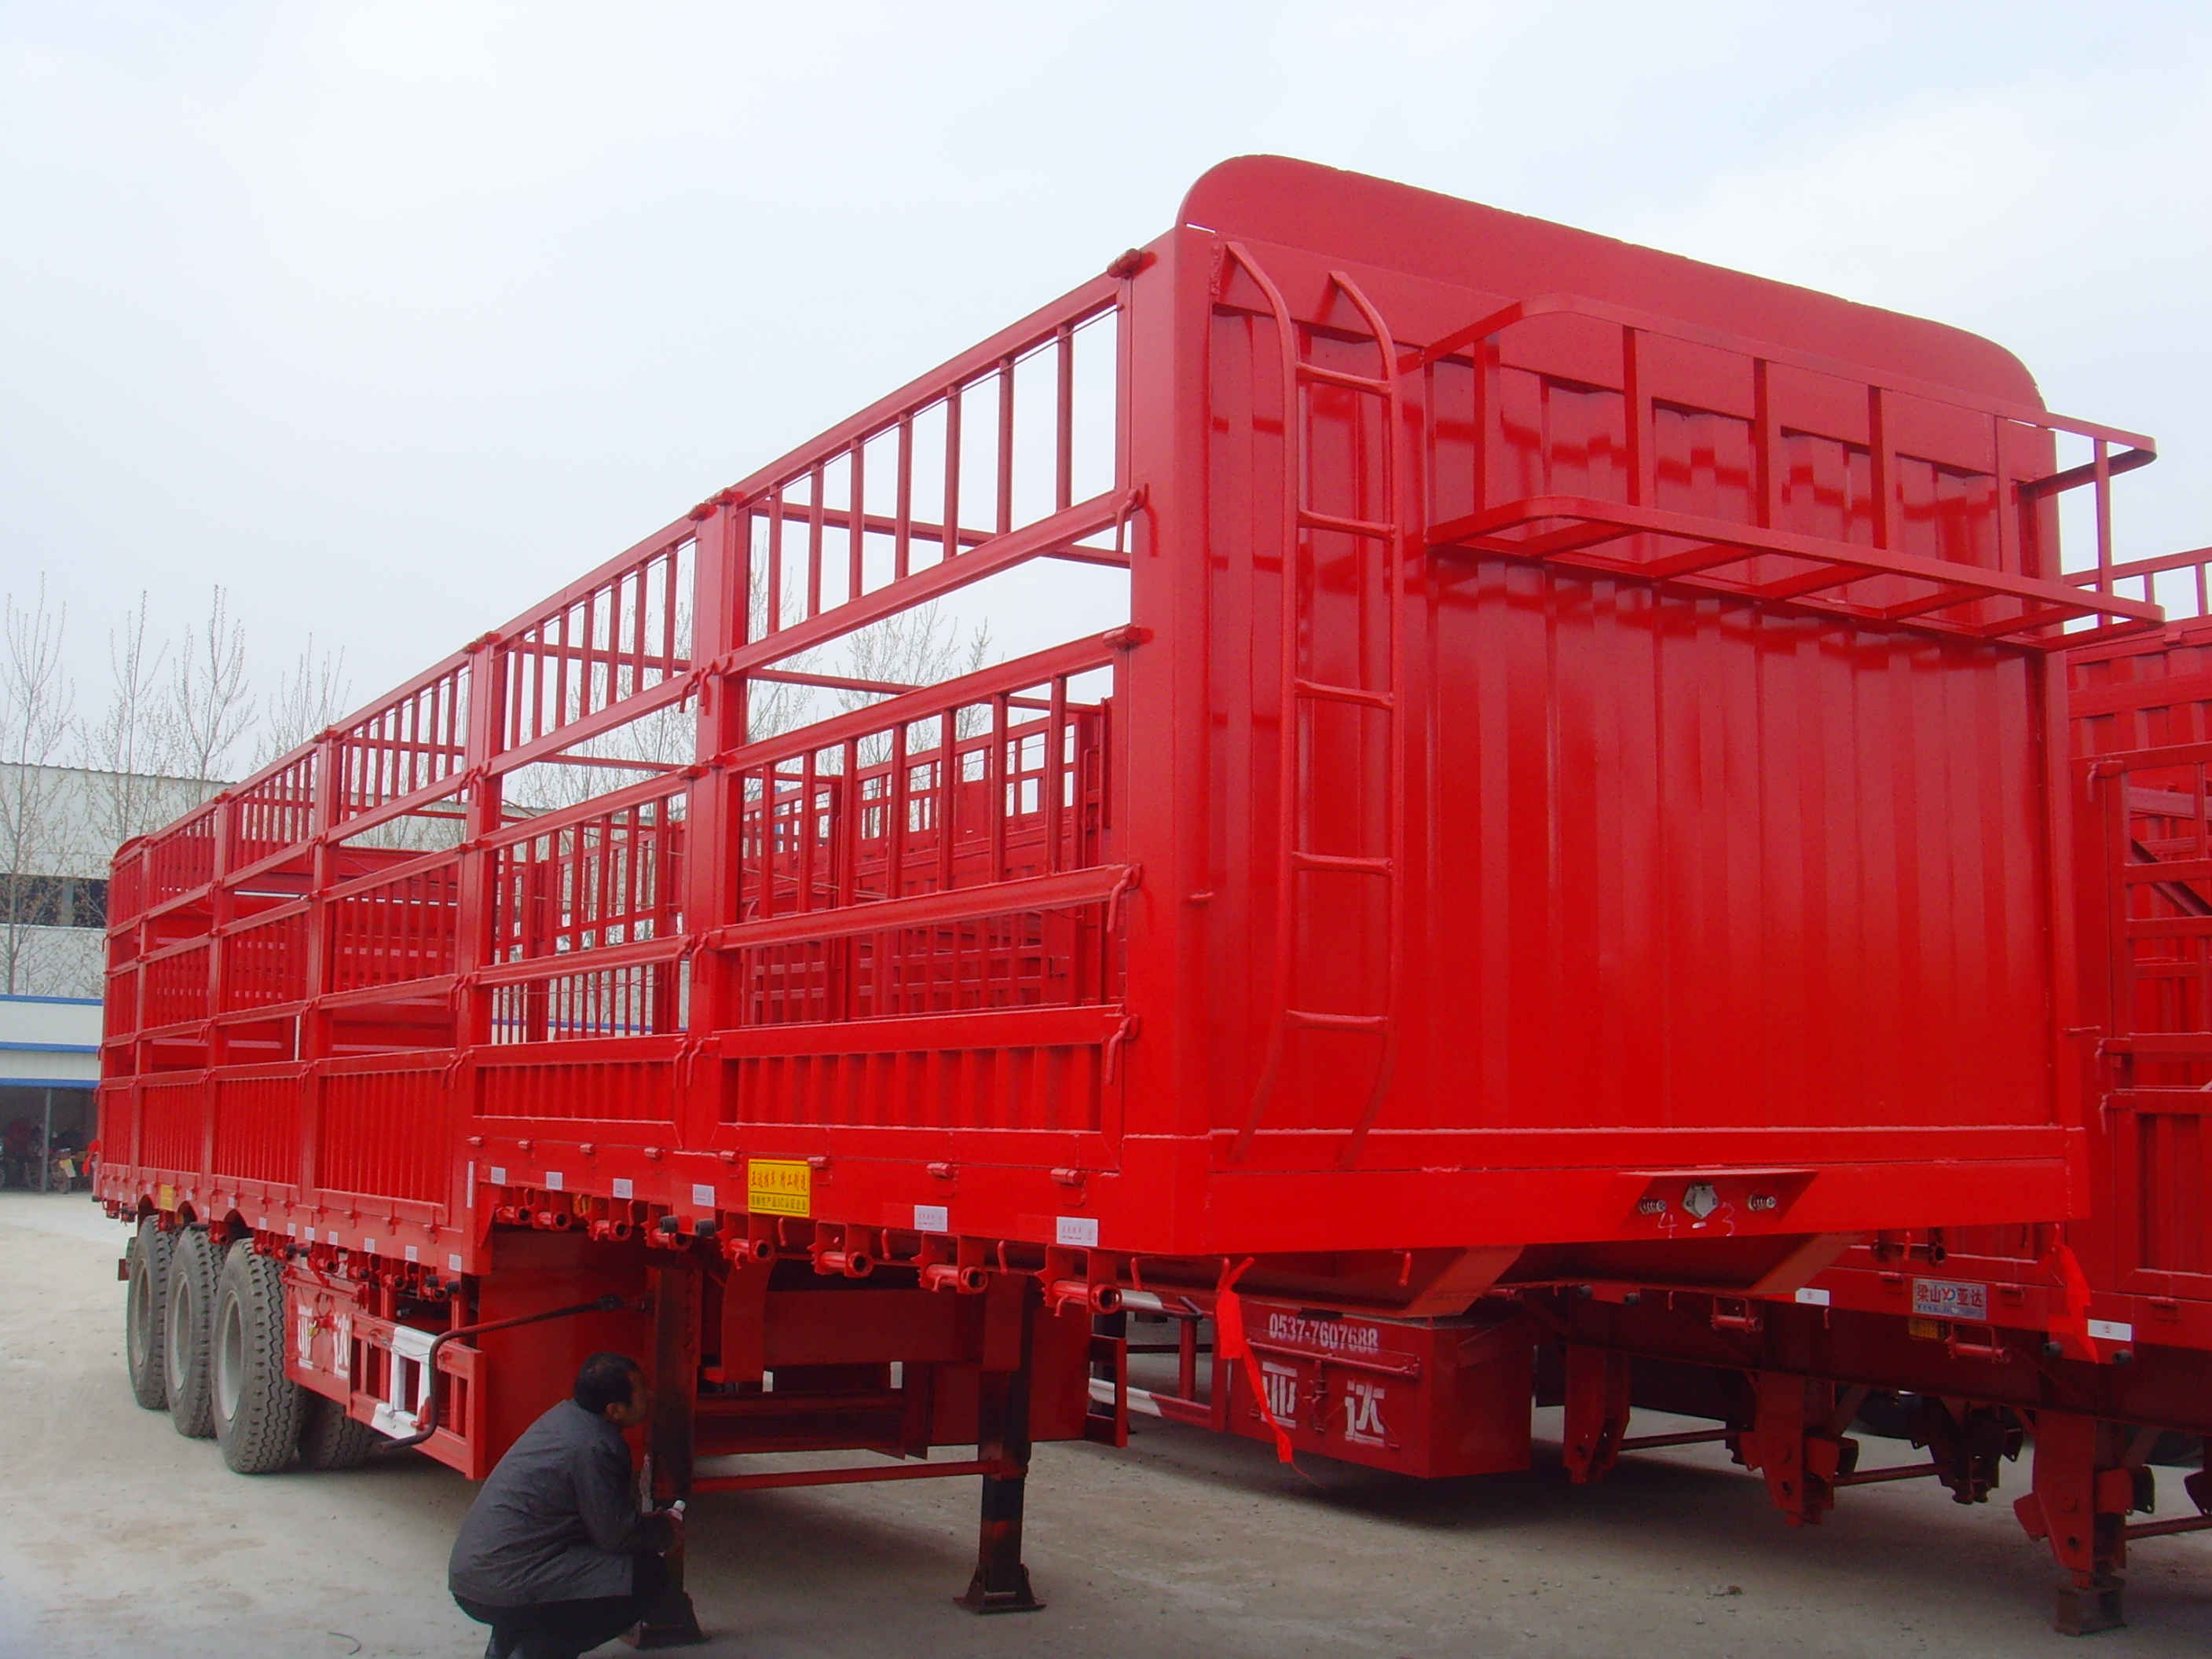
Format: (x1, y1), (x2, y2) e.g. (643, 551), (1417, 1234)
(1178, 156), (2042, 408)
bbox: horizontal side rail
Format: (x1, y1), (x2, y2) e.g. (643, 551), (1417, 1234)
(711, 1002), (1122, 1058)
(690, 1457), (1014, 1493)
(710, 631), (1119, 776)
(700, 862), (1132, 954)
(707, 493), (1128, 676)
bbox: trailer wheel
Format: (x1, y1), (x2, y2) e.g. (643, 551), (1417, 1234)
(211, 1243), (305, 1474)
(163, 1225), (218, 1437)
(124, 1219), (172, 1411)
(297, 1392), (379, 1471)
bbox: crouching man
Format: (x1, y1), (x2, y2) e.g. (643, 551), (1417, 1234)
(449, 1352), (682, 1659)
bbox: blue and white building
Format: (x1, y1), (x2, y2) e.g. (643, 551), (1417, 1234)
(0, 991), (101, 1185)
(1, 764), (218, 1185)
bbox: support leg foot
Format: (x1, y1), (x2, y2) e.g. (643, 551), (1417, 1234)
(955, 1474), (1044, 1613)
(2053, 1574), (2125, 1637)
(628, 1589), (708, 1649)
(956, 1566), (1042, 1615)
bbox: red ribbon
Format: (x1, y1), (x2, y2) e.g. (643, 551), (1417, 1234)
(1214, 1257), (1295, 1464)
(2053, 1239), (2100, 1360)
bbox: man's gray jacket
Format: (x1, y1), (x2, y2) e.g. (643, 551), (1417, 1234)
(448, 1400), (672, 1606)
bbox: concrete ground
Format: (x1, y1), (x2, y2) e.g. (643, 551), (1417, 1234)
(1, 1190), (2205, 1659)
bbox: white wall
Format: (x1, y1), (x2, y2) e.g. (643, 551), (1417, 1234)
(0, 992), (101, 1086)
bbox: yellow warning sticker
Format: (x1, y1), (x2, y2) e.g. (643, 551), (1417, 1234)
(156, 1183), (176, 1214)
(747, 1159), (811, 1218)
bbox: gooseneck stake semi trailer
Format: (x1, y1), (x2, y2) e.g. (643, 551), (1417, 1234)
(97, 158), (2177, 1639)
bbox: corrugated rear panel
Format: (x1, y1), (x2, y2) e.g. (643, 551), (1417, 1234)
(1419, 565), (2047, 1133)
(1202, 251), (2056, 1148)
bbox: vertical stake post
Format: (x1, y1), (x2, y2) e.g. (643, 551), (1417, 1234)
(958, 1279), (1043, 1613)
(630, 1264), (707, 1649)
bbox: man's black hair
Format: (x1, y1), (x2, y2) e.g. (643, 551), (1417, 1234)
(573, 1352), (644, 1415)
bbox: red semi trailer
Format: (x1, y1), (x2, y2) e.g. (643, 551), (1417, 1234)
(97, 158), (2158, 1630)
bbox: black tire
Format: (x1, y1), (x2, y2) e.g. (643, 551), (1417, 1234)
(297, 1391), (379, 1471)
(125, 1218), (173, 1411)
(164, 1225), (218, 1437)
(1852, 1390), (1916, 1442)
(212, 1243), (305, 1474)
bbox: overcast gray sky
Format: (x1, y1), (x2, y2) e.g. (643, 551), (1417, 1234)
(3, 1), (2208, 747)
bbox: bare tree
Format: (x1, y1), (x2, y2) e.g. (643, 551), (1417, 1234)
(503, 595), (700, 817)
(839, 602), (990, 709)
(167, 586), (255, 782)
(255, 635), (352, 769)
(740, 563), (825, 744)
(82, 591), (203, 848)
(0, 581), (78, 994)
(837, 602), (992, 764)
(503, 694), (701, 819)
(507, 590), (993, 817)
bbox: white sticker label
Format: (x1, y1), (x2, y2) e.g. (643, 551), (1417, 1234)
(692, 1183), (716, 1208)
(544, 1171), (563, 1192)
(405, 1245), (419, 1263)
(286, 1221), (297, 1236)
(489, 1166), (507, 1186)
(2088, 1319), (2133, 1342)
(304, 1228), (316, 1243)
(446, 1254), (463, 1273)
(914, 1204), (950, 1233)
(1055, 1215), (1099, 1247)
(1794, 1287), (1832, 1306)
(362, 1239), (376, 1255)
(612, 1177), (633, 1199)
(1911, 1277), (1989, 1320)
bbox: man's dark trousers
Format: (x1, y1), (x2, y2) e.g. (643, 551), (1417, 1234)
(456, 1551), (668, 1659)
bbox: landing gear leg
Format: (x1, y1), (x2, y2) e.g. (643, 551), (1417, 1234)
(632, 1265), (707, 1650)
(1737, 1372), (1852, 1526)
(2013, 1412), (2139, 1635)
(1559, 1345), (1630, 1485)
(958, 1279), (1042, 1613)
(1917, 1396), (2020, 1506)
